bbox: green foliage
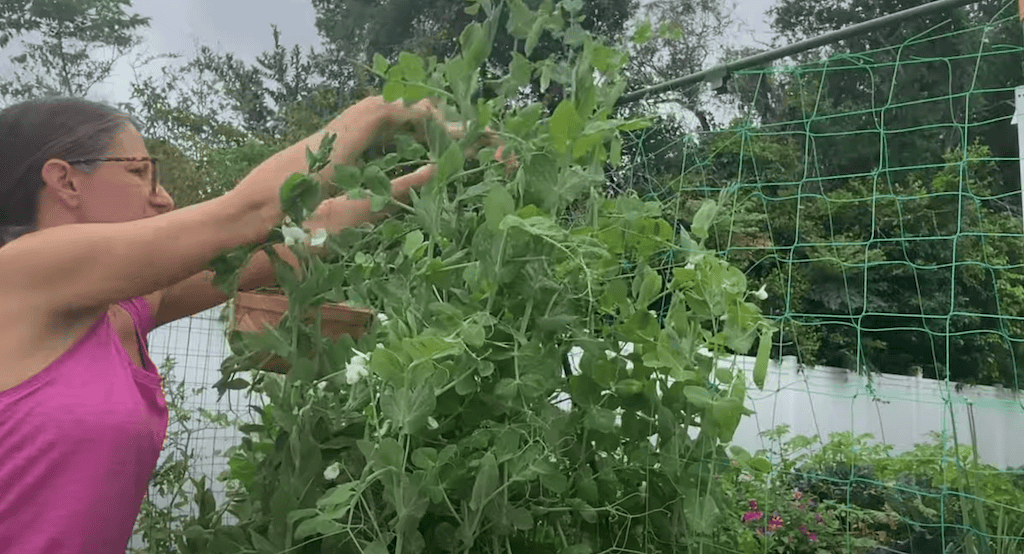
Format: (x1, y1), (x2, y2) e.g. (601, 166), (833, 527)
(746, 0), (1024, 194)
(130, 357), (239, 553)
(175, 1), (774, 553)
(631, 107), (1024, 387)
(0, 0), (151, 100)
(734, 426), (1024, 554)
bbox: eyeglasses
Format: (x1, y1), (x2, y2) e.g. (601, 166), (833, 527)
(66, 156), (160, 195)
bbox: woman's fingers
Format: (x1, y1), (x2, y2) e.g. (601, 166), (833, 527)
(392, 163), (438, 192)
(372, 97), (517, 175)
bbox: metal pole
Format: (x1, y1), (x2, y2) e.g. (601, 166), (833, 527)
(1014, 86), (1024, 230)
(616, 0), (983, 106)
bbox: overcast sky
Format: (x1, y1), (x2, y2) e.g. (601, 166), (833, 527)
(81, 0), (778, 107)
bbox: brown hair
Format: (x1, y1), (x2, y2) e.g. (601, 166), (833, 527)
(0, 96), (141, 246)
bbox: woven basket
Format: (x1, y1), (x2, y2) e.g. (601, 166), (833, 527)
(233, 291), (374, 373)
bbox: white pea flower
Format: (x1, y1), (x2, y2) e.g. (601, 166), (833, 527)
(753, 284), (769, 301)
(684, 263), (696, 270)
(282, 225), (309, 247)
(310, 228), (328, 247)
(323, 462), (341, 481)
(377, 313), (390, 325)
(345, 351), (370, 384)
(605, 350), (617, 360)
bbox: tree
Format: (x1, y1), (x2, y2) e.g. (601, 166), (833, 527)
(737, 0), (1023, 194)
(310, 0), (640, 107)
(622, 0), (734, 128)
(0, 0), (150, 101)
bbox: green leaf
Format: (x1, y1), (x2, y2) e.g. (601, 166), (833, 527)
(373, 437), (404, 471)
(753, 328), (772, 390)
(223, 378), (250, 390)
(525, 15), (546, 57)
(403, 335), (464, 362)
(370, 194), (389, 212)
(636, 266), (662, 306)
(293, 515), (343, 540)
(209, 245), (255, 294)
(397, 51), (426, 82)
(317, 482), (359, 519)
(382, 79), (405, 102)
(461, 322), (486, 348)
(455, 374), (478, 395)
(398, 137), (428, 160)
(584, 407), (617, 433)
(280, 172), (321, 224)
(249, 530), (277, 553)
(334, 164), (363, 192)
(614, 379), (644, 397)
(484, 184), (515, 230)
(471, 453), (499, 511)
(373, 53), (390, 75)
(412, 447), (438, 469)
(540, 471), (568, 494)
(691, 200), (717, 241)
(507, 0), (537, 38)
(381, 386), (437, 435)
(549, 100), (583, 155)
(683, 386), (713, 409)
(748, 457), (772, 473)
(403, 230), (425, 258)
(505, 53), (533, 95)
(370, 348), (407, 386)
(460, 22), (491, 69)
(436, 142), (465, 184)
(711, 397), (745, 442)
(510, 506), (534, 530)
(494, 378), (518, 399)
(632, 20), (654, 44)
(506, 102), (544, 137)
(363, 165), (392, 196)
(683, 494), (719, 535)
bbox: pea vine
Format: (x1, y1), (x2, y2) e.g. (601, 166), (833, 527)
(185, 1), (776, 553)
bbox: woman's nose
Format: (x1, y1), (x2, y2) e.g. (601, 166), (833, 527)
(152, 184), (176, 213)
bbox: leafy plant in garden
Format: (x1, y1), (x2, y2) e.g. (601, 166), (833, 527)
(131, 357), (240, 553)
(173, 1), (775, 553)
(650, 124), (1024, 387)
(738, 425), (1024, 554)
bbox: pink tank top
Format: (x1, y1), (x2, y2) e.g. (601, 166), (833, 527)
(0, 297), (168, 553)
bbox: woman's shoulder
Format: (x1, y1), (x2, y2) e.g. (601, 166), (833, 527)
(0, 293), (107, 393)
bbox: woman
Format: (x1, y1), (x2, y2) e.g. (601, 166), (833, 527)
(0, 95), (486, 553)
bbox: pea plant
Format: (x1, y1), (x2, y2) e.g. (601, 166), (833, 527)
(179, 1), (775, 553)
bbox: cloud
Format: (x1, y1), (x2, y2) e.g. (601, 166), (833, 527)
(96, 0), (322, 106)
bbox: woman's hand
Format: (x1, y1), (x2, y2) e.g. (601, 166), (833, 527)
(326, 96), (515, 169)
(299, 164), (437, 250)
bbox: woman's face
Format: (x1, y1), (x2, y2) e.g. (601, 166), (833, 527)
(65, 123), (175, 224)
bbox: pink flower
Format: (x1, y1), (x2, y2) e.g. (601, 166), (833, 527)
(793, 489), (803, 501)
(748, 499), (758, 510)
(768, 513), (784, 531)
(800, 524), (819, 542)
(815, 513), (824, 524)
(743, 510), (764, 523)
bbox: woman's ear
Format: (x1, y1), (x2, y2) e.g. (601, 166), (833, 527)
(40, 159), (80, 208)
